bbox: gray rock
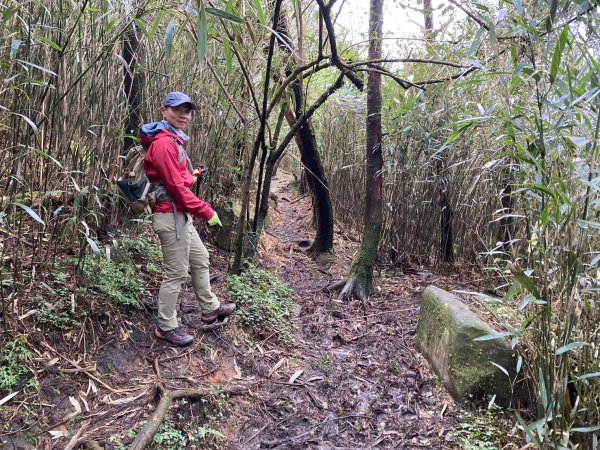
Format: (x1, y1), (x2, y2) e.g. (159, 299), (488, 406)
(213, 201), (241, 250)
(416, 286), (516, 405)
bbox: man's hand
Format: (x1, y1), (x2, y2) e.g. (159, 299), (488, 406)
(208, 211), (222, 227)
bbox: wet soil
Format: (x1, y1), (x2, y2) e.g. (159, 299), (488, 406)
(1, 172), (468, 449)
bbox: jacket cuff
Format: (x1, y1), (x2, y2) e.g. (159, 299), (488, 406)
(201, 208), (215, 222)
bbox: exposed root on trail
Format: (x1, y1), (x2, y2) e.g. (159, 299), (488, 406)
(129, 385), (246, 450)
(325, 274), (370, 301)
(128, 386), (182, 450)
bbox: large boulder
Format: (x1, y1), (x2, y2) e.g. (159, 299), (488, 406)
(416, 286), (516, 405)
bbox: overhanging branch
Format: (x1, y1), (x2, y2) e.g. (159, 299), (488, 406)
(270, 72), (345, 163)
(315, 0), (364, 91)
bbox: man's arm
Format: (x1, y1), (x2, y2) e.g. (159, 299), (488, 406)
(150, 138), (215, 221)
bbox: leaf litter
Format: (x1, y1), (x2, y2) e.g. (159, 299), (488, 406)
(0, 173), (476, 449)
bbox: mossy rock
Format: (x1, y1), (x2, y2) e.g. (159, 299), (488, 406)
(213, 201), (273, 251)
(416, 286), (516, 405)
(213, 201), (240, 251)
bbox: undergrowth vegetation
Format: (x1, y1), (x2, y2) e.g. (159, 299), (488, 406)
(108, 391), (228, 450)
(0, 337), (33, 391)
(0, 0), (598, 448)
(227, 265), (296, 344)
(450, 410), (517, 450)
(80, 257), (144, 310)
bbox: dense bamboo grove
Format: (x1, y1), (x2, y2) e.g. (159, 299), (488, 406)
(1, 0), (599, 448)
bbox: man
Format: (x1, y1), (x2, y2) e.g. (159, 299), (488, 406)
(140, 91), (236, 346)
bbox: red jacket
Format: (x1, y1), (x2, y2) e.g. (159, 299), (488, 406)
(141, 130), (214, 221)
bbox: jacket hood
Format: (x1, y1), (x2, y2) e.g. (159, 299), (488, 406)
(139, 120), (188, 146)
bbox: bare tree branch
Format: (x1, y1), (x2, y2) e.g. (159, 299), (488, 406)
(270, 72), (345, 163)
(354, 58), (472, 69)
(448, 0), (491, 31)
(414, 66), (479, 86)
(315, 0), (364, 90)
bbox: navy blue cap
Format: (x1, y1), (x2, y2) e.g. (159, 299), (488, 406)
(162, 91), (197, 110)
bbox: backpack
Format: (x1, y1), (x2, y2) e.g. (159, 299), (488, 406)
(116, 137), (191, 215)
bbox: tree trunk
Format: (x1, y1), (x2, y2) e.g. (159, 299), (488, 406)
(439, 173), (454, 262)
(423, 2), (454, 263)
(231, 0), (283, 273)
(498, 174), (514, 252)
(248, 76), (345, 262)
(277, 4), (335, 254)
(123, 23), (143, 151)
(336, 0), (384, 300)
(284, 101), (334, 253)
(423, 0), (433, 35)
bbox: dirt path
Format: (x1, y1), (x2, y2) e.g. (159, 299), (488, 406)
(222, 172), (458, 449)
(2, 173), (462, 450)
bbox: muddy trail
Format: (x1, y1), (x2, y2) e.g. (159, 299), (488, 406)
(223, 174), (462, 449)
(2, 173), (467, 450)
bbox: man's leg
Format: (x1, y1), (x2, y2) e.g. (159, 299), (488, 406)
(187, 217), (220, 313)
(187, 217), (236, 323)
(153, 213), (190, 331)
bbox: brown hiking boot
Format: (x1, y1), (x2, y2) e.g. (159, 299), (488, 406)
(154, 327), (194, 346)
(201, 303), (237, 324)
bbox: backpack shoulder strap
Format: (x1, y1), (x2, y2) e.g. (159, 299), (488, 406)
(148, 134), (193, 172)
(168, 136), (194, 172)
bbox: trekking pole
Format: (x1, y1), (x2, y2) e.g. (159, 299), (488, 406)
(194, 164), (206, 198)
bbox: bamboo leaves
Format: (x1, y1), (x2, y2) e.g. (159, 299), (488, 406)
(198, 0), (207, 64)
(14, 203), (45, 226)
(11, 112), (38, 134)
(550, 27), (568, 84)
(252, 0), (266, 25)
(473, 331), (514, 341)
(205, 7), (243, 24)
(508, 263), (541, 299)
(15, 59), (57, 77)
(34, 35), (62, 52)
(164, 20), (175, 57)
(555, 342), (585, 355)
(10, 39), (21, 59)
(186, 1), (244, 64)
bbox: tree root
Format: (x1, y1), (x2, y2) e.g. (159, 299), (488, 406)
(128, 387), (204, 450)
(324, 278), (347, 292)
(198, 316), (230, 332)
(128, 385), (247, 450)
(325, 275), (369, 301)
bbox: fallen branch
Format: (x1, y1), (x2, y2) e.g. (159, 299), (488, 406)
(129, 386), (179, 450)
(40, 341), (130, 395)
(64, 423), (88, 450)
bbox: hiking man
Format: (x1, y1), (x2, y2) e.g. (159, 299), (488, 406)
(140, 91), (236, 346)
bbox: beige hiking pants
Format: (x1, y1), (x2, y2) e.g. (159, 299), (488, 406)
(152, 212), (220, 331)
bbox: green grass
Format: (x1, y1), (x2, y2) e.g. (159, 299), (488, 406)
(450, 410), (515, 450)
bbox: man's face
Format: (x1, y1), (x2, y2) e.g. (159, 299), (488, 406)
(160, 104), (193, 130)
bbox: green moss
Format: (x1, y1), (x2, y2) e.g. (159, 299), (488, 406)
(417, 287), (515, 404)
(417, 291), (456, 351)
